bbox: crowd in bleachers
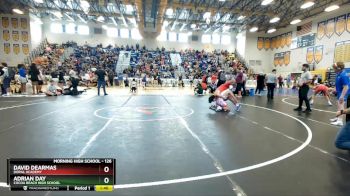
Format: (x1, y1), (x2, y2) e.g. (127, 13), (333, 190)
(0, 41), (251, 96)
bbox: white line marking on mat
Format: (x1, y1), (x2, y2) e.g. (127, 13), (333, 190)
(0, 101), (48, 111)
(282, 98), (336, 114)
(262, 126), (349, 163)
(163, 96), (245, 195)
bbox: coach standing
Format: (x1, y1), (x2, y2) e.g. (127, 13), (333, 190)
(265, 69), (277, 100)
(294, 64), (312, 113)
(95, 66), (108, 96)
(330, 62), (350, 126)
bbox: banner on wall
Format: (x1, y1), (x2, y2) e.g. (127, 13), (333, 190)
(306, 47), (314, 64)
(284, 51), (291, 66)
(4, 43), (10, 54)
(257, 37), (264, 50)
(326, 18), (335, 38)
(12, 31), (19, 41)
(317, 21), (326, 40)
(264, 38), (271, 50)
(21, 31), (28, 42)
(314, 45), (324, 64)
(22, 44), (29, 55)
(3, 30), (10, 41)
(2, 17), (9, 28)
(286, 33), (292, 46)
(281, 34), (286, 48)
(11, 18), (18, 29)
(13, 44), (20, 55)
(278, 52), (285, 66)
(274, 53), (279, 67)
(335, 15), (346, 36)
(347, 13), (350, 33)
(334, 40), (350, 63)
(20, 18), (27, 29)
(276, 36), (281, 49)
(271, 37), (275, 49)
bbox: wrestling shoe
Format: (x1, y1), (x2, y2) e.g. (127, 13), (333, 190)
(310, 100), (314, 105)
(328, 101), (333, 106)
(303, 109), (312, 113)
(331, 120), (343, 126)
(235, 104), (242, 112)
(294, 107), (302, 111)
(330, 117), (338, 122)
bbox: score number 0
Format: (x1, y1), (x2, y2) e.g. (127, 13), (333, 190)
(103, 166), (110, 184)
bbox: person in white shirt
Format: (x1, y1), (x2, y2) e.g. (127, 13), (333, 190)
(294, 64), (312, 113)
(265, 69), (277, 100)
(131, 78), (137, 93)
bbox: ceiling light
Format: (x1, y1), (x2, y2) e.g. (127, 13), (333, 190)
(166, 8), (173, 16)
(80, 0), (90, 13)
(191, 24), (196, 29)
(97, 16), (105, 22)
(206, 18), (210, 24)
(12, 9), (24, 15)
(102, 25), (108, 30)
(237, 15), (246, 20)
(267, 28), (276, 33)
(33, 0), (44, 3)
(290, 19), (301, 25)
(249, 27), (258, 32)
(203, 12), (211, 19)
(219, 0), (226, 2)
(261, 0), (274, 6)
(300, 1), (315, 9)
(325, 5), (339, 12)
(125, 4), (133, 13)
(269, 17), (280, 23)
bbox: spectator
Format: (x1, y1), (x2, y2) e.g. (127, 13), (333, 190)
(131, 78), (137, 93)
(29, 63), (40, 95)
(234, 68), (244, 97)
(278, 75), (284, 88)
(255, 72), (265, 96)
(265, 69), (277, 100)
(95, 66), (108, 96)
(18, 64), (27, 94)
(294, 64), (312, 113)
(46, 80), (61, 96)
(1, 63), (11, 96)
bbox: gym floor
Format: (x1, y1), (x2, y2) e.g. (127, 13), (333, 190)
(0, 89), (349, 196)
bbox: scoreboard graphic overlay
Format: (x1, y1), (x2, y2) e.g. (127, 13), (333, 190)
(7, 158), (115, 192)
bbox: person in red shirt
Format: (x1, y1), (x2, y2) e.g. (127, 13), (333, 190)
(213, 79), (241, 111)
(310, 84), (332, 106)
(278, 75), (284, 89)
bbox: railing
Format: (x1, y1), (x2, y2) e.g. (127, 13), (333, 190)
(24, 38), (48, 65)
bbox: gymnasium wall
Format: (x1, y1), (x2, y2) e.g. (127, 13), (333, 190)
(42, 20), (236, 52)
(0, 14), (31, 67)
(246, 4), (350, 75)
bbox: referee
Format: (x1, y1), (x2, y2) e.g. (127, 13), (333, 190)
(294, 64), (312, 113)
